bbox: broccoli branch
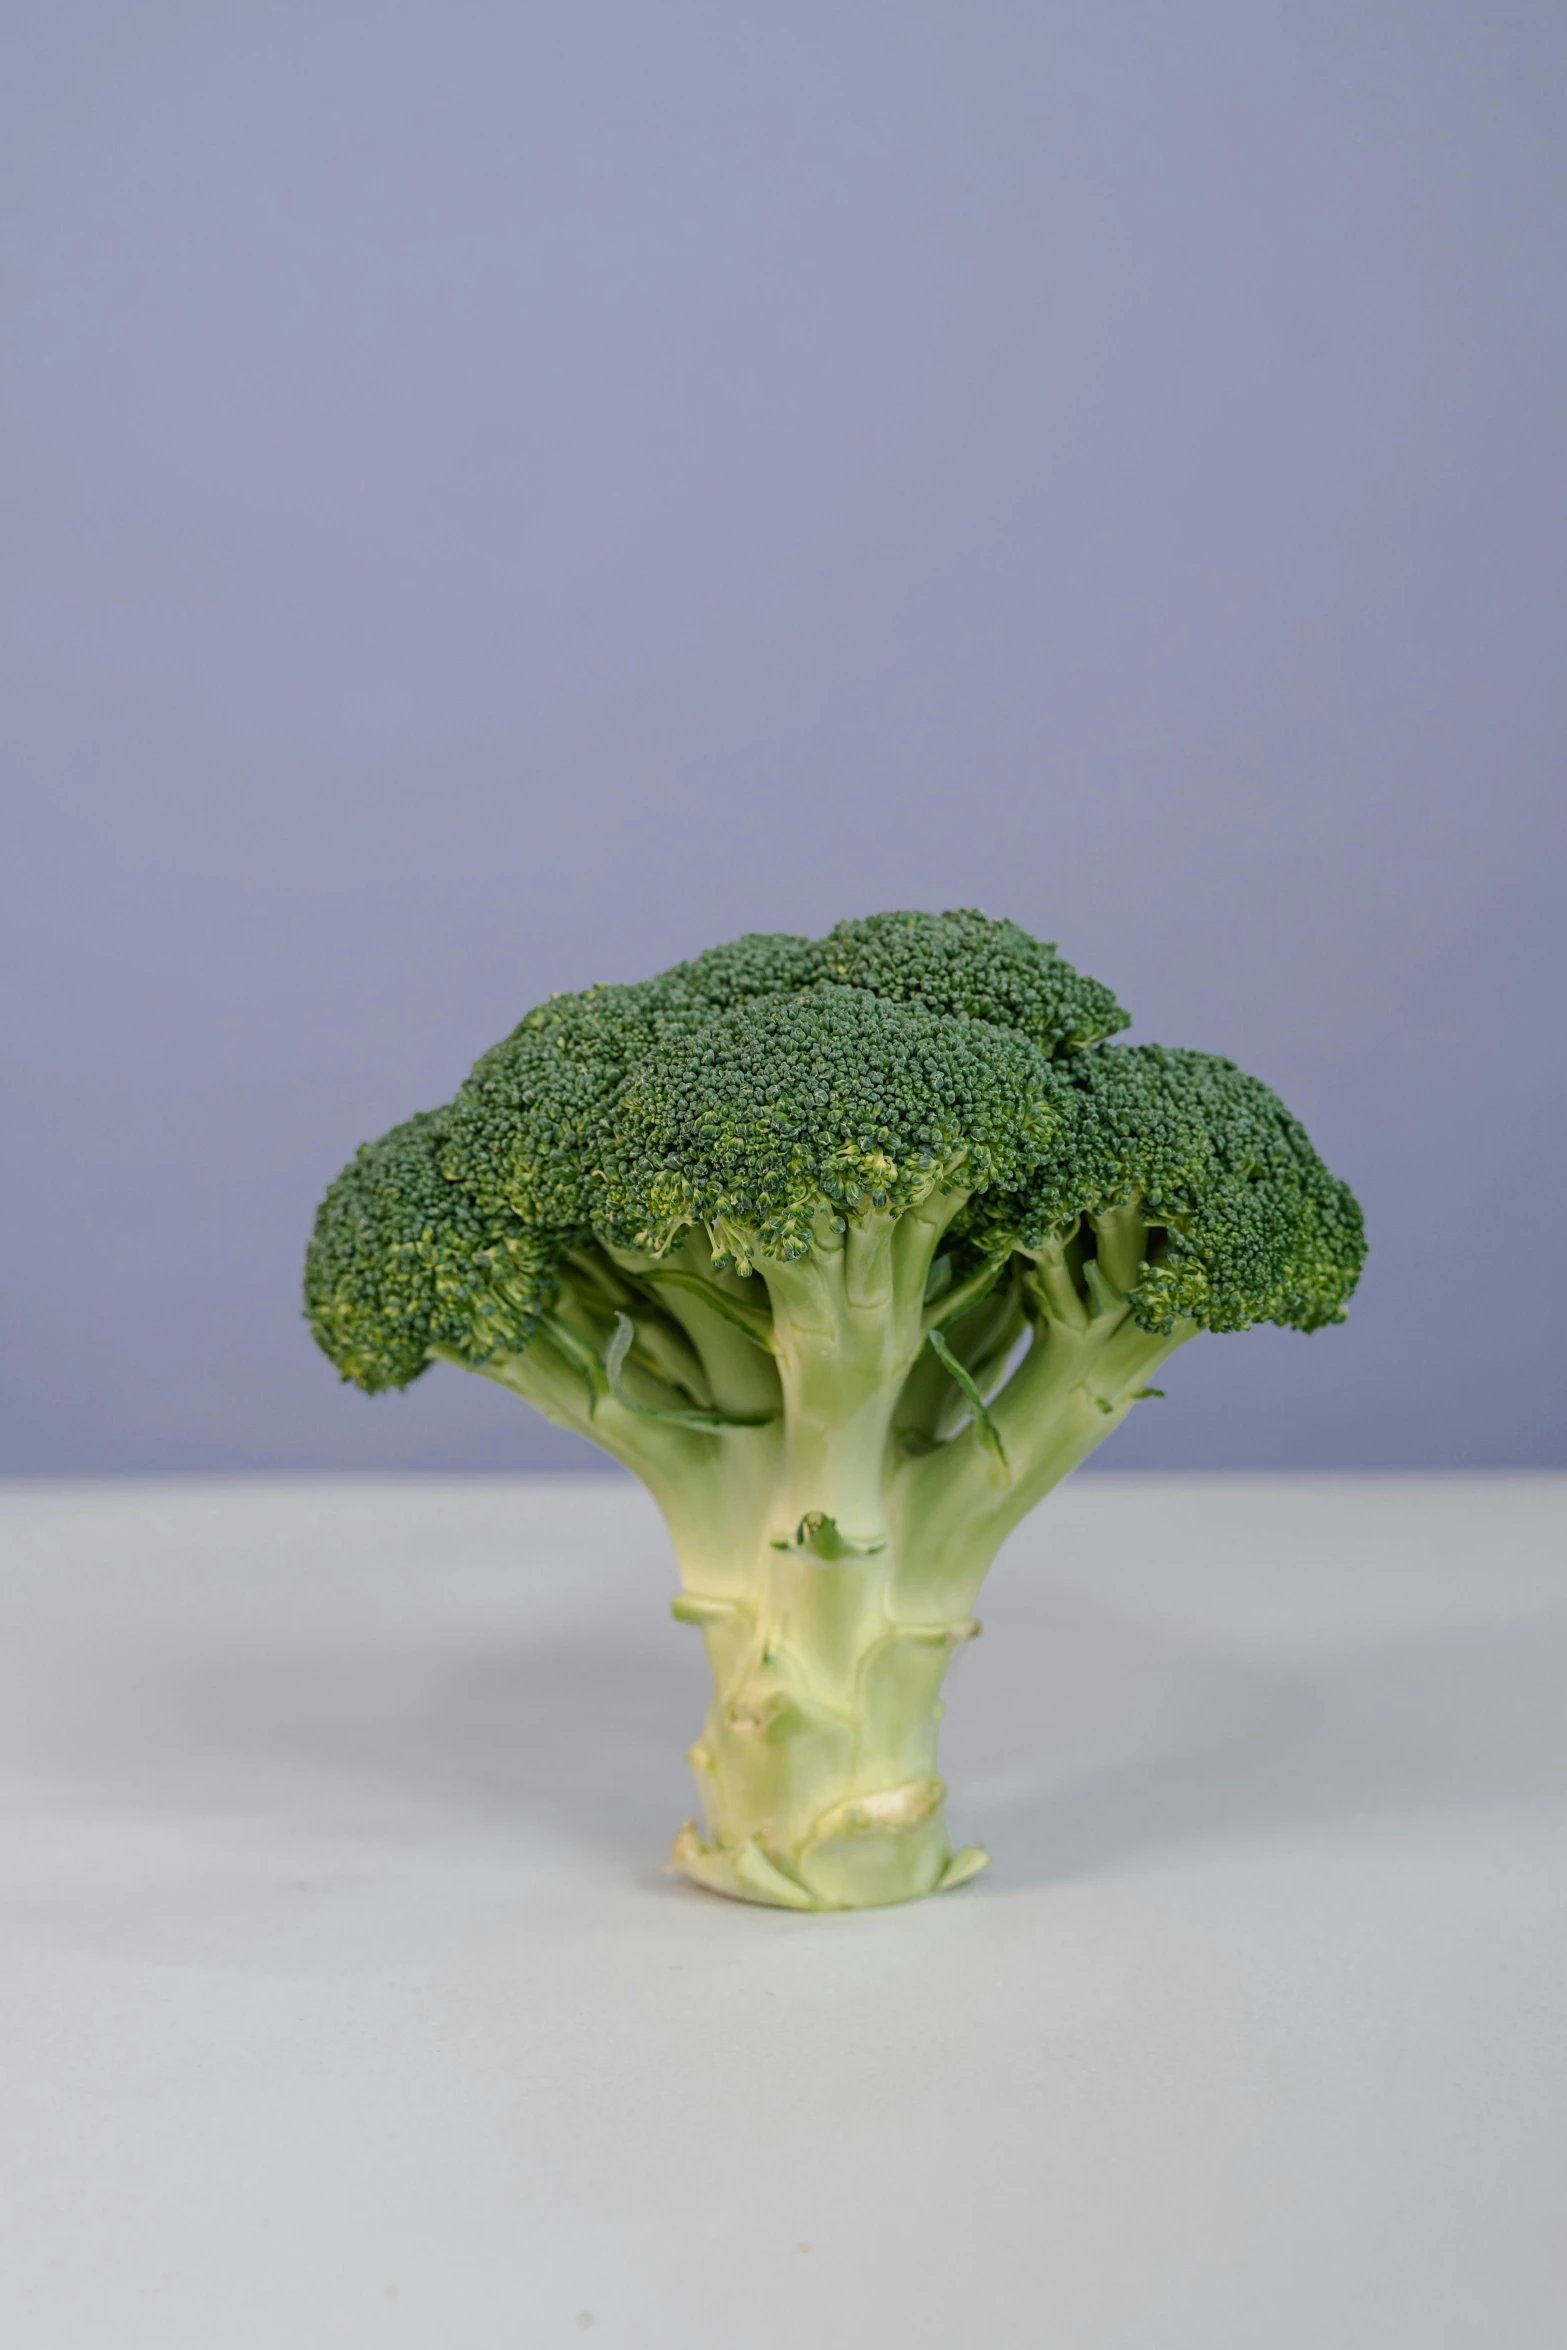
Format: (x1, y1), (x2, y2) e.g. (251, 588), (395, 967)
(891, 1209), (1194, 1613)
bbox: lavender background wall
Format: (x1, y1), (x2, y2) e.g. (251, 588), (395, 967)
(3, 2), (1563, 1474)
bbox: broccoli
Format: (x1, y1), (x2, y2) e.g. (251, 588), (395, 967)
(306, 911), (1365, 1911)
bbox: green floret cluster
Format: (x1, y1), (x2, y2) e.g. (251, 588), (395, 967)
(305, 909), (1363, 1389)
(972, 1046), (1366, 1335)
(596, 985), (1058, 1264)
(809, 907), (1127, 1052)
(304, 1108), (554, 1392)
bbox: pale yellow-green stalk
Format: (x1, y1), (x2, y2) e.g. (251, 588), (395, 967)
(444, 1194), (1190, 1910)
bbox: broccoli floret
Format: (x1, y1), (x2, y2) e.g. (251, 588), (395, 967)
(303, 1108), (555, 1387)
(306, 910), (1365, 1911)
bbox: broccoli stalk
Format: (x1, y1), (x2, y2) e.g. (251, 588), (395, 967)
(306, 913), (1364, 1910)
(448, 1205), (1187, 1909)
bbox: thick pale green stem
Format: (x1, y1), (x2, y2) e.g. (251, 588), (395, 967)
(666, 1202), (987, 1909)
(667, 1298), (1194, 1906)
(668, 1533), (987, 1910)
(448, 1211), (1194, 1912)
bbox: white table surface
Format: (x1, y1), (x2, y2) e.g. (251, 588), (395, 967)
(2, 1474), (1564, 2349)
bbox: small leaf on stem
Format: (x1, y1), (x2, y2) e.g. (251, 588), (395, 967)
(927, 1328), (1009, 1472)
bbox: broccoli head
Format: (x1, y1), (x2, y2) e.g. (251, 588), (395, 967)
(307, 910), (1364, 1911)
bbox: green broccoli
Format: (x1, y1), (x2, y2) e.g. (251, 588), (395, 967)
(306, 911), (1365, 1911)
